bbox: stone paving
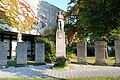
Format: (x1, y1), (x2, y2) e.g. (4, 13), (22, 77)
(0, 64), (120, 78)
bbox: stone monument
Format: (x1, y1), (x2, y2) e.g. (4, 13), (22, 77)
(115, 40), (120, 66)
(0, 42), (8, 68)
(94, 41), (107, 65)
(16, 42), (28, 67)
(77, 42), (87, 64)
(35, 42), (45, 65)
(57, 11), (64, 30)
(56, 11), (66, 57)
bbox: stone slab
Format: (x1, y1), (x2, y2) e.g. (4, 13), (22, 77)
(35, 42), (45, 64)
(94, 41), (107, 65)
(77, 42), (87, 64)
(0, 42), (8, 68)
(16, 42), (28, 66)
(115, 40), (120, 66)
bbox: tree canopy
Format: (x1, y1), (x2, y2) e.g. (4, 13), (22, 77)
(66, 0), (120, 44)
(0, 0), (38, 32)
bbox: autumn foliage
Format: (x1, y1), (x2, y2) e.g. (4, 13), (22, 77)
(0, 0), (38, 32)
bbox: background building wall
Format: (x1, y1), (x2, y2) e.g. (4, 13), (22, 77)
(27, 0), (63, 29)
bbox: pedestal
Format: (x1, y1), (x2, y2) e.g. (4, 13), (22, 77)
(56, 30), (66, 57)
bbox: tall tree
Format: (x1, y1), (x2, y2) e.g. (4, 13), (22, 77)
(0, 0), (39, 41)
(66, 0), (120, 58)
(65, 0), (90, 44)
(0, 0), (38, 32)
(66, 0), (120, 42)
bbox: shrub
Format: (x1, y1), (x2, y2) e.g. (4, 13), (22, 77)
(66, 43), (77, 59)
(87, 46), (95, 56)
(54, 56), (68, 67)
(36, 37), (56, 63)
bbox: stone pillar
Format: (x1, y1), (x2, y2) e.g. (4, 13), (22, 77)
(56, 30), (66, 57)
(77, 42), (87, 64)
(0, 42), (8, 68)
(35, 42), (45, 65)
(16, 42), (28, 67)
(115, 40), (120, 66)
(94, 41), (107, 65)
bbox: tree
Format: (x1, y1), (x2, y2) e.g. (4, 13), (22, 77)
(0, 0), (38, 30)
(65, 0), (90, 45)
(0, 0), (39, 41)
(66, 0), (120, 58)
(66, 0), (120, 42)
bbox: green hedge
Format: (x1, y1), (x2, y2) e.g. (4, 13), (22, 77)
(36, 37), (56, 63)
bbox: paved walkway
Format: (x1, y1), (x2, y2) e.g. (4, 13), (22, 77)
(0, 64), (120, 78)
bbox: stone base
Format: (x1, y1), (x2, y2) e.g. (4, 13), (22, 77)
(94, 62), (107, 66)
(15, 64), (28, 67)
(0, 65), (8, 69)
(34, 62), (46, 66)
(114, 63), (120, 67)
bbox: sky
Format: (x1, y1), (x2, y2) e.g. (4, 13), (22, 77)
(45, 0), (69, 11)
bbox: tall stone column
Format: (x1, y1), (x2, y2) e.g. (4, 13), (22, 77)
(16, 42), (28, 67)
(77, 42), (87, 64)
(0, 42), (8, 68)
(56, 30), (66, 57)
(94, 41), (107, 65)
(115, 40), (120, 66)
(35, 42), (45, 65)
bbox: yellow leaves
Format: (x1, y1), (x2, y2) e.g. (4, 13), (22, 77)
(0, 0), (38, 32)
(0, 0), (18, 27)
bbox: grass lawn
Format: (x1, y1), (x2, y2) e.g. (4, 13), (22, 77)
(7, 56), (115, 66)
(70, 56), (115, 65)
(87, 57), (115, 65)
(7, 61), (35, 66)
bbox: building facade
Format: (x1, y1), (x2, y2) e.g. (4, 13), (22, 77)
(27, 0), (64, 35)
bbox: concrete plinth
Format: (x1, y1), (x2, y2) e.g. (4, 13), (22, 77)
(115, 40), (120, 66)
(94, 41), (107, 65)
(35, 42), (45, 65)
(0, 42), (8, 68)
(16, 42), (28, 67)
(77, 42), (87, 65)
